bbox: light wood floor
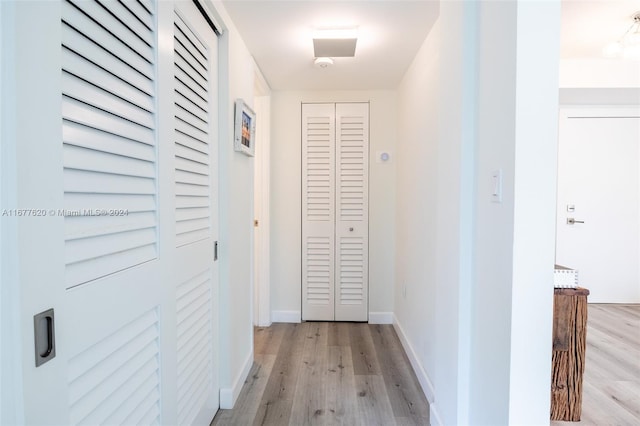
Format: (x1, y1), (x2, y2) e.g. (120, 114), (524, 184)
(211, 322), (430, 426)
(552, 304), (640, 426)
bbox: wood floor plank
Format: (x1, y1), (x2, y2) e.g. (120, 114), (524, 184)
(254, 323), (287, 355)
(370, 325), (429, 423)
(327, 322), (351, 347)
(395, 417), (430, 426)
(253, 323), (308, 426)
(325, 345), (359, 425)
(289, 323), (329, 426)
(354, 375), (396, 426)
(349, 323), (381, 375)
(211, 354), (276, 426)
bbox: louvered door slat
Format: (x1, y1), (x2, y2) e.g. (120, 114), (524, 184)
(68, 309), (160, 425)
(96, 0), (154, 47)
(174, 20), (207, 61)
(64, 145), (155, 178)
(120, 0), (154, 29)
(175, 131), (208, 155)
(62, 48), (153, 112)
(69, 0), (154, 63)
(173, 10), (212, 247)
(65, 193), (155, 211)
(64, 169), (155, 195)
(62, 1), (154, 79)
(176, 269), (212, 426)
(175, 78), (208, 112)
(175, 104), (209, 134)
(174, 39), (207, 79)
(65, 245), (157, 289)
(62, 98), (153, 145)
(63, 116), (155, 162)
(61, 25), (153, 96)
(62, 72), (153, 128)
(65, 211), (156, 240)
(62, 0), (157, 290)
(175, 65), (208, 106)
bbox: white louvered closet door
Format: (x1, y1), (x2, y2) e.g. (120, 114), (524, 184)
(171, 1), (219, 425)
(12, 1), (219, 424)
(302, 103), (369, 322)
(334, 103), (369, 321)
(302, 103), (336, 321)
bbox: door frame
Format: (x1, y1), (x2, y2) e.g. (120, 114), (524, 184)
(1, 2), (26, 422)
(253, 66), (271, 327)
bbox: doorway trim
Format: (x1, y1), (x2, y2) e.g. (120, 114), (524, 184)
(253, 64), (271, 327)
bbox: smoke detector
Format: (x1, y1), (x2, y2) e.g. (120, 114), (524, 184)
(314, 57), (334, 68)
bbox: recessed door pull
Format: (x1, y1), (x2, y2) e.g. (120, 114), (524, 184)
(34, 308), (56, 367)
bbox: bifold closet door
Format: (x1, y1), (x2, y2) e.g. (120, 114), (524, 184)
(302, 103), (336, 321)
(302, 103), (369, 322)
(334, 103), (369, 321)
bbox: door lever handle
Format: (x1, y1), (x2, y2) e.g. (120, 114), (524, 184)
(567, 218), (585, 225)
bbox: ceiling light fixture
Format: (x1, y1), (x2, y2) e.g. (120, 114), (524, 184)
(603, 11), (640, 60)
(313, 27), (358, 58)
(314, 57), (334, 68)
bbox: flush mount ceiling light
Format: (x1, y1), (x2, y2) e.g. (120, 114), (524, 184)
(603, 12), (640, 59)
(313, 28), (358, 58)
(314, 57), (334, 68)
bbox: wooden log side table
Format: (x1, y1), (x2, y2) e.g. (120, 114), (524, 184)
(550, 287), (590, 421)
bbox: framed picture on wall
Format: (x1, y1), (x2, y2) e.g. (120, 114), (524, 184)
(234, 98), (256, 157)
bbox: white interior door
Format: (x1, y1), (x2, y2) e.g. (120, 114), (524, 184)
(171, 2), (219, 424)
(302, 103), (336, 321)
(10, 1), (219, 424)
(556, 108), (640, 303)
(335, 103), (369, 321)
(302, 103), (369, 321)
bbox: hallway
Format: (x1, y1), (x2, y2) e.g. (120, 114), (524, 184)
(212, 322), (429, 425)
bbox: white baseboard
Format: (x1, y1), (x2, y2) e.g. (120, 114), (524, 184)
(219, 350), (253, 409)
(392, 314), (436, 404)
(430, 404), (443, 426)
(368, 312), (393, 324)
(271, 310), (301, 323)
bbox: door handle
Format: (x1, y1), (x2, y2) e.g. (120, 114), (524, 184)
(566, 218), (585, 225)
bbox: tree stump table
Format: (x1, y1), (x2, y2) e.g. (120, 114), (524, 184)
(550, 287), (590, 421)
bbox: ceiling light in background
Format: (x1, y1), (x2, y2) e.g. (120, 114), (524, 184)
(313, 27), (358, 58)
(314, 57), (334, 68)
(603, 11), (640, 60)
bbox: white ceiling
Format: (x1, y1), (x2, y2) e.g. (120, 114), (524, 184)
(221, 0), (439, 91)
(221, 0), (640, 91)
(560, 0), (640, 58)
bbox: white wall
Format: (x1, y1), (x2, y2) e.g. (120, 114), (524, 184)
(394, 1), (474, 423)
(394, 1), (560, 425)
(270, 90), (396, 321)
(560, 58), (640, 89)
(209, 0), (260, 408)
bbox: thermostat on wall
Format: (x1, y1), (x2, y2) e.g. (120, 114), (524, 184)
(376, 151), (392, 163)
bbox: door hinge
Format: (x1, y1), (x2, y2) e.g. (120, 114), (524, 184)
(214, 241), (218, 261)
(254, 219), (259, 227)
